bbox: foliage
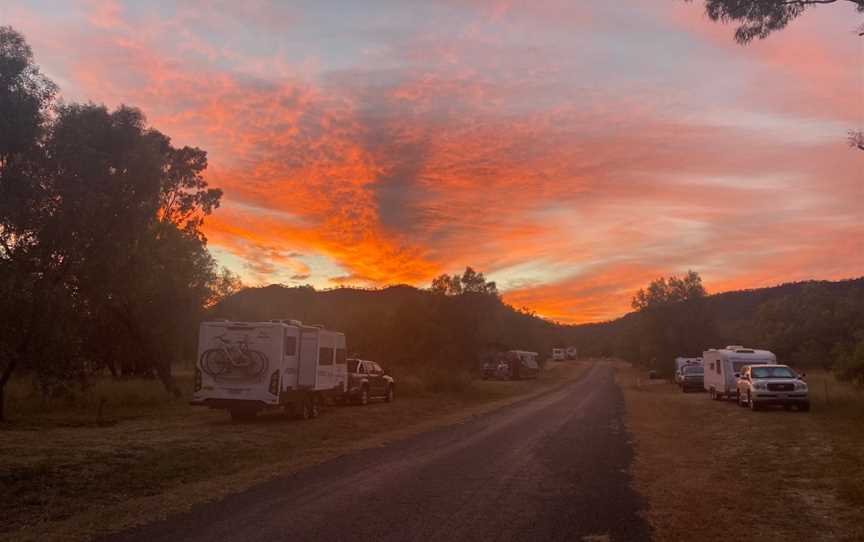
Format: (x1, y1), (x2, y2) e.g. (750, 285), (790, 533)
(687, 0), (864, 44)
(210, 278), (561, 382)
(631, 270), (706, 310)
(571, 277), (864, 384)
(430, 266), (498, 296)
(0, 27), (226, 419)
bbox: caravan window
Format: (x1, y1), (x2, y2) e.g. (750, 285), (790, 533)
(319, 347), (334, 365)
(284, 336), (297, 356)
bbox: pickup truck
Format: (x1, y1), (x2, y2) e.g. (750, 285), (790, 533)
(736, 364), (809, 411)
(345, 358), (395, 405)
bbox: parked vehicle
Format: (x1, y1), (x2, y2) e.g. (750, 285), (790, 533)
(192, 320), (347, 421)
(552, 348), (566, 361)
(674, 356), (702, 384)
(736, 364), (809, 411)
(565, 346), (578, 360)
(678, 364), (704, 392)
(481, 361), (497, 380)
(345, 358), (395, 405)
(703, 346), (775, 400)
(507, 350), (540, 380)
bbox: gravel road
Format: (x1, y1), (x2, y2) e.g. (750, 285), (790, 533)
(106, 363), (650, 542)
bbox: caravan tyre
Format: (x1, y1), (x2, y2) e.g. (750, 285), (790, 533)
(359, 387), (369, 406)
(385, 385), (395, 403)
(297, 401), (312, 420)
(309, 396), (320, 419)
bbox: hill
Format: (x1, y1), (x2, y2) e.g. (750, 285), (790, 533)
(567, 277), (864, 378)
(209, 285), (570, 379)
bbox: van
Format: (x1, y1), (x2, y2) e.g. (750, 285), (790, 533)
(191, 320), (347, 420)
(702, 346), (775, 400)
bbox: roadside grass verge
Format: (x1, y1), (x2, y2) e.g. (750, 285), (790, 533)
(0, 361), (588, 542)
(619, 365), (864, 542)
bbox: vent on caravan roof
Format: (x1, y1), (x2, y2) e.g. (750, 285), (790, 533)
(726, 345), (744, 350)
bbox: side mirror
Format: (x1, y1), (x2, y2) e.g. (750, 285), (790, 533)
(799, 372), (806, 379)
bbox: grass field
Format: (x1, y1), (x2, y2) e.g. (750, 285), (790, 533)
(619, 365), (864, 542)
(0, 361), (588, 542)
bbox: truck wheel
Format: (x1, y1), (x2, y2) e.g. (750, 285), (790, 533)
(358, 386), (369, 406)
(709, 388), (716, 400)
(385, 385), (395, 403)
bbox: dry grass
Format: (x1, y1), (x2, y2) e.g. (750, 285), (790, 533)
(0, 361), (589, 542)
(619, 364), (864, 542)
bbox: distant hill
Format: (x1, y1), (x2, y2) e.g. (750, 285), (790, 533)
(209, 285), (570, 372)
(566, 277), (864, 371)
(209, 277), (863, 375)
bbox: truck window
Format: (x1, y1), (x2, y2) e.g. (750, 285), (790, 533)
(335, 348), (347, 365)
(319, 347), (334, 365)
(372, 362), (383, 374)
(284, 336), (297, 356)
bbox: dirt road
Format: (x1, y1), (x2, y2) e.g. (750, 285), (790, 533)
(106, 364), (649, 542)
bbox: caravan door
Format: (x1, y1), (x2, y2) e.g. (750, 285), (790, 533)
(298, 328), (319, 389)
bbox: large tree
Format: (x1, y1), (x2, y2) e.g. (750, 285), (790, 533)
(0, 26), (226, 419)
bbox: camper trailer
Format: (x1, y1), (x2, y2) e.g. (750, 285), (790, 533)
(191, 320), (347, 420)
(552, 348), (566, 362)
(703, 346), (775, 400)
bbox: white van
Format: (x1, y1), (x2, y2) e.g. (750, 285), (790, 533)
(191, 320), (347, 420)
(552, 348), (565, 361)
(703, 346), (776, 400)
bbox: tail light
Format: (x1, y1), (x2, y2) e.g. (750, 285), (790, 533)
(194, 368), (202, 392)
(269, 370), (280, 395)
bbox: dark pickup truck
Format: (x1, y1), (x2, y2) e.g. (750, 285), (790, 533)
(677, 364), (704, 392)
(346, 358), (395, 405)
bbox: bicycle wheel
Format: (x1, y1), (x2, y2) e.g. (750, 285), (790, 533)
(244, 350), (268, 377)
(201, 349), (230, 376)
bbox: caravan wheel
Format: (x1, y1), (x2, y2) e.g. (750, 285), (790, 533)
(309, 396), (320, 419)
(296, 400), (312, 420)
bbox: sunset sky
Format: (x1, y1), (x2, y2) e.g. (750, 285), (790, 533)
(6, 0), (863, 323)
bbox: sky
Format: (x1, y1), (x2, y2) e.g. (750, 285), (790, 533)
(4, 0), (863, 323)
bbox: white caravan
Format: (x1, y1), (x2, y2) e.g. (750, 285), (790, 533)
(192, 320), (347, 420)
(552, 348), (565, 361)
(703, 346), (776, 400)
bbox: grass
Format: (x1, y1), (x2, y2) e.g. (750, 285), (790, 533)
(619, 364), (864, 542)
(0, 361), (588, 542)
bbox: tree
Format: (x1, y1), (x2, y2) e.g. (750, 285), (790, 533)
(687, 1), (864, 44)
(630, 271), (712, 374)
(632, 270), (706, 310)
(0, 26), (225, 419)
(430, 266), (498, 296)
(0, 26), (58, 421)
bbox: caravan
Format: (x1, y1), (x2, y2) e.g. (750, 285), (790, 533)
(702, 346), (776, 400)
(191, 320), (347, 420)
